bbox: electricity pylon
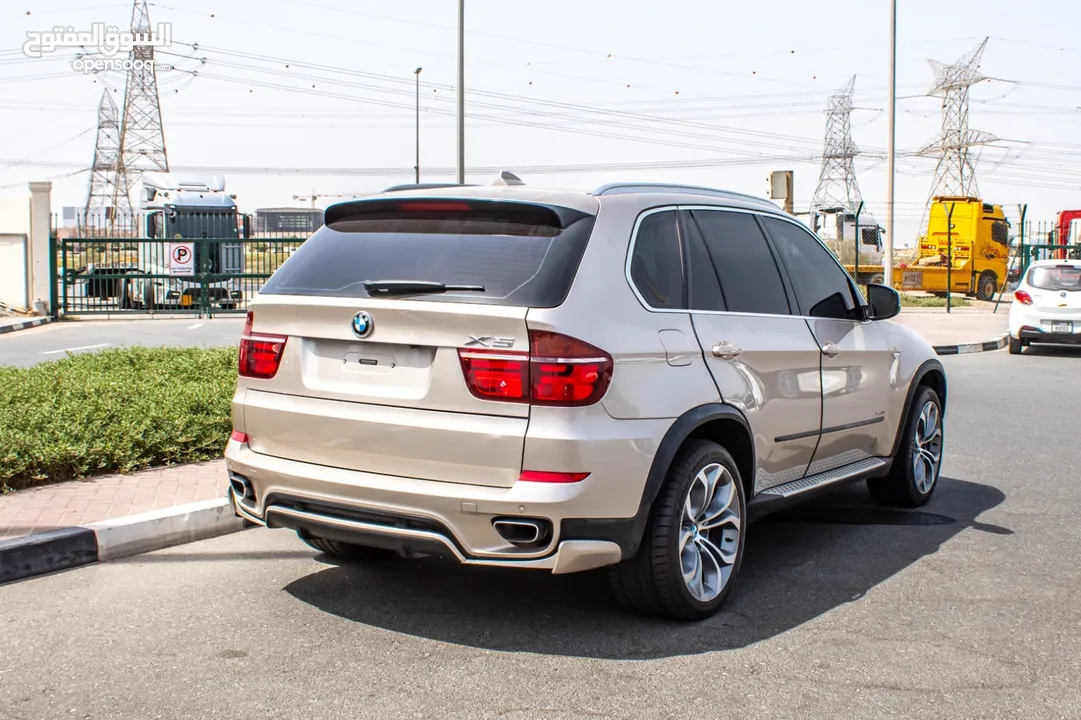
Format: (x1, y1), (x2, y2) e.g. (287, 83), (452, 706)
(918, 37), (997, 200)
(810, 76), (865, 216)
(82, 90), (131, 236)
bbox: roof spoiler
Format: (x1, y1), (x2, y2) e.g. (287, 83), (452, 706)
(382, 182), (478, 192)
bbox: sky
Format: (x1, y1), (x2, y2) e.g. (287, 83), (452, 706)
(1, 0), (1079, 244)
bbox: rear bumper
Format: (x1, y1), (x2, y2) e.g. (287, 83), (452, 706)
(1016, 328), (1081, 344)
(223, 409), (668, 572)
(1010, 309), (1081, 342)
(228, 485), (621, 574)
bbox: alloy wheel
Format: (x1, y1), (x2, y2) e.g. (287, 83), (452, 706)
(912, 400), (943, 494)
(679, 463), (741, 603)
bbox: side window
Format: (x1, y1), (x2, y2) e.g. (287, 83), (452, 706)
(992, 220), (1009, 246)
(762, 217), (860, 320)
(629, 210), (685, 309)
(687, 209), (791, 316)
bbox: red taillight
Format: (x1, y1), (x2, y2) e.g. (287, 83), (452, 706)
(1014, 290), (1033, 305)
(519, 470), (590, 483)
(457, 331), (613, 407)
(238, 311), (288, 379)
(457, 350), (530, 402)
(230, 430), (248, 444)
(528, 331), (613, 406)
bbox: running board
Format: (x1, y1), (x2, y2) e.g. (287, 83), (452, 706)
(759, 457), (889, 499)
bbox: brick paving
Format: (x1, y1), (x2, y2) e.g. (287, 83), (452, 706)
(0, 459), (227, 540)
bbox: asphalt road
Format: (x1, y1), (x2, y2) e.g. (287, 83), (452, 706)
(0, 318), (244, 367)
(2, 346), (1081, 719)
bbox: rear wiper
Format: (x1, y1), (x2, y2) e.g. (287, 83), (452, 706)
(363, 279), (485, 295)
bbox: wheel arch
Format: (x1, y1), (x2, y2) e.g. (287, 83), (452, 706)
(561, 403), (756, 560)
(888, 358), (947, 459)
(646, 403), (756, 507)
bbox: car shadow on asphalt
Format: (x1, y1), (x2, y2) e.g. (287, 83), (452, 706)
(284, 476), (1008, 659)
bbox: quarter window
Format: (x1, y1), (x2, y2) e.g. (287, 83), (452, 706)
(630, 210), (685, 309)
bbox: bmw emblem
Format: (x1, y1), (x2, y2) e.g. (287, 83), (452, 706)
(351, 311), (373, 338)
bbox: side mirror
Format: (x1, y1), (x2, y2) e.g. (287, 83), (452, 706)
(242, 215), (252, 239)
(867, 283), (901, 321)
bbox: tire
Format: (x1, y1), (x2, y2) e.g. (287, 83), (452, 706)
(298, 533), (400, 563)
(869, 273), (884, 286)
(976, 271), (998, 301)
(607, 440), (746, 621)
(119, 279), (133, 310)
(868, 385), (944, 508)
(1008, 335), (1023, 355)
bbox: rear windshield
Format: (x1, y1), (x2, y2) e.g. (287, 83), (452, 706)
(1028, 265), (1081, 292)
(258, 199), (596, 307)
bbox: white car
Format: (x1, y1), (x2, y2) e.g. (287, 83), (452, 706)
(1009, 258), (1081, 354)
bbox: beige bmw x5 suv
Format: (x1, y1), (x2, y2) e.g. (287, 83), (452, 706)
(225, 180), (947, 621)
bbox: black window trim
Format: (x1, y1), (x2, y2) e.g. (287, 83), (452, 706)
(624, 205), (688, 312)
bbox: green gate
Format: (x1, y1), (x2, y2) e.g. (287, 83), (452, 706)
(53, 237), (305, 317)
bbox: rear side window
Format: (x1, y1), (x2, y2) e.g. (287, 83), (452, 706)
(629, 210), (685, 309)
(687, 209), (791, 316)
(1028, 265), (1081, 291)
(258, 199), (595, 307)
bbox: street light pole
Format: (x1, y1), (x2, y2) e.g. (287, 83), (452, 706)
(456, 0), (465, 185)
(414, 67), (422, 184)
(884, 0), (897, 288)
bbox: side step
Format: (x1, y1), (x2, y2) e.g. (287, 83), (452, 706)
(760, 457), (889, 499)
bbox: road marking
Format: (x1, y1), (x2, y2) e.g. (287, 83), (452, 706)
(188, 323), (203, 330)
(40, 343), (110, 355)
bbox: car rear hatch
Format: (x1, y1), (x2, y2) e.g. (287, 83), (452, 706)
(238, 195), (597, 488)
(1022, 264), (1081, 314)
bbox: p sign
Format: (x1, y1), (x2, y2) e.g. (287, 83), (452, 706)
(168, 242), (195, 275)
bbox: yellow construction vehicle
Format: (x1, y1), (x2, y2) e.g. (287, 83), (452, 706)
(840, 196), (1010, 300)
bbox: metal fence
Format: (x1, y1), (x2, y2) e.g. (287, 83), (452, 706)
(51, 209), (310, 317)
(52, 236), (306, 317)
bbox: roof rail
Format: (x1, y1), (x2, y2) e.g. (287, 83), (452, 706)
(591, 182), (778, 209)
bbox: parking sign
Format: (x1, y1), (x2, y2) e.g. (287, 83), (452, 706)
(169, 242), (195, 275)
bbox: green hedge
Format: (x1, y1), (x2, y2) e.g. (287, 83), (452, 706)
(0, 346), (238, 492)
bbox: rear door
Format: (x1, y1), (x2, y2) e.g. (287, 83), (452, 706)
(240, 197), (597, 488)
(679, 207), (824, 494)
(761, 215), (896, 472)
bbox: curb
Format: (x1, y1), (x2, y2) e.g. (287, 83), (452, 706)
(933, 332), (1009, 356)
(0, 497), (247, 584)
(0, 317), (53, 335)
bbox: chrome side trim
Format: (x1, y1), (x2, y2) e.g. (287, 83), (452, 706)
(760, 457), (887, 498)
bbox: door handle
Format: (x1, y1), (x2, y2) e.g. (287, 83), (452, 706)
(712, 342), (742, 360)
(821, 342), (841, 358)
